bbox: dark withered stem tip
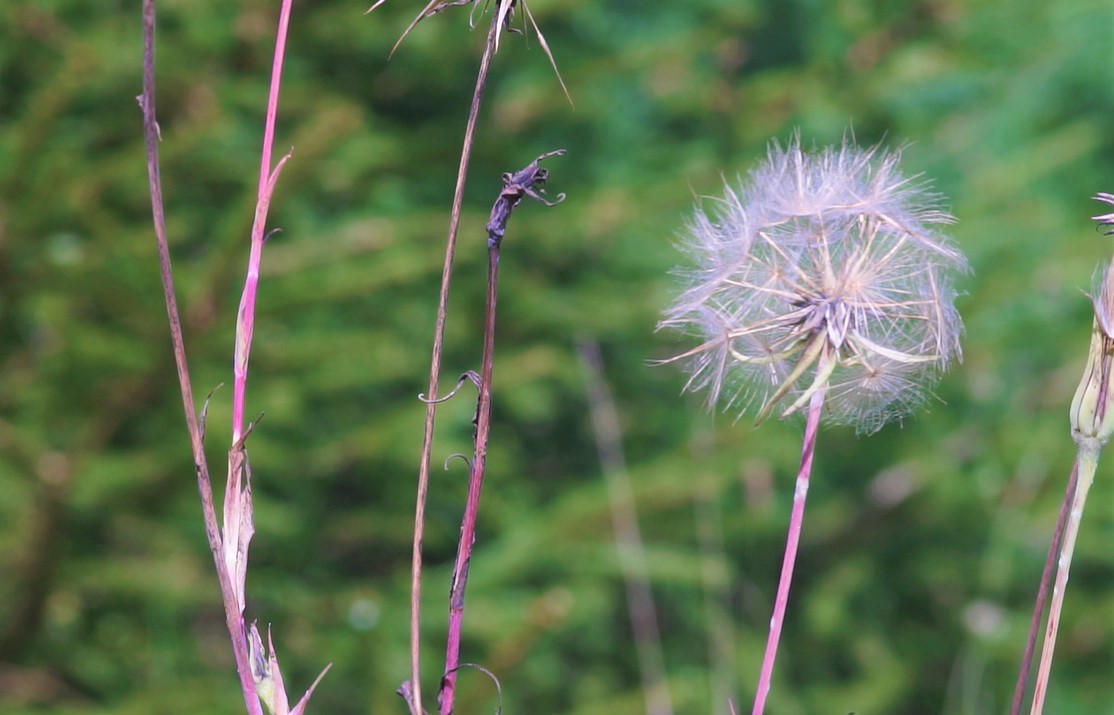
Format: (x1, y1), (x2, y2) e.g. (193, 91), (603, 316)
(486, 149), (567, 246)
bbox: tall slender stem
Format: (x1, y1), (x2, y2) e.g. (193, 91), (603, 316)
(408, 9), (505, 715)
(1010, 461), (1078, 715)
(750, 385), (827, 715)
(1028, 448), (1100, 715)
(438, 148), (563, 715)
(579, 340), (674, 715)
(440, 232), (501, 715)
(231, 0), (294, 444)
(140, 3), (264, 712)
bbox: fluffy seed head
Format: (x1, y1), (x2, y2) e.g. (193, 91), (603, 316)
(660, 136), (968, 434)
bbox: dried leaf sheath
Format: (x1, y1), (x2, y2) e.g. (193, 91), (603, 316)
(367, 0), (572, 103)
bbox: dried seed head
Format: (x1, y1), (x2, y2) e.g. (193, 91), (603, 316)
(660, 136), (968, 434)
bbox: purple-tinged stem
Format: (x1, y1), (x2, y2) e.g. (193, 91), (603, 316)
(232, 0), (295, 444)
(408, 9), (505, 715)
(1010, 461), (1078, 715)
(222, 2), (294, 690)
(1028, 448), (1100, 715)
(439, 228), (500, 715)
(439, 150), (563, 715)
(750, 384), (827, 715)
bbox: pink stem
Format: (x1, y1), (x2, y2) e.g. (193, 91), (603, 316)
(139, 3), (272, 713)
(232, 0), (294, 443)
(413, 10), (505, 714)
(439, 452), (488, 714)
(750, 385), (827, 715)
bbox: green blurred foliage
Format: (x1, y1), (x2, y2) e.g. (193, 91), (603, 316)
(1, 0), (1112, 713)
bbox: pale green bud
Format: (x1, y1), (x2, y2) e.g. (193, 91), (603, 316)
(249, 622), (278, 715)
(1069, 262), (1114, 449)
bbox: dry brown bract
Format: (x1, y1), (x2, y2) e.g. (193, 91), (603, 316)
(367, 0), (572, 104)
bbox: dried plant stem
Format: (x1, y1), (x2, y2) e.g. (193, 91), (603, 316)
(1009, 462), (1078, 715)
(140, 3), (261, 713)
(143, 0), (295, 711)
(406, 9), (506, 715)
(1028, 448), (1100, 715)
(750, 385), (827, 715)
(438, 150), (562, 715)
(439, 236), (500, 715)
(578, 340), (674, 715)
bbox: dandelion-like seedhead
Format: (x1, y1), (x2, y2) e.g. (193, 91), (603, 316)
(660, 136), (968, 434)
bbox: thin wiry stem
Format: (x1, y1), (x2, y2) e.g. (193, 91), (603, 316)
(378, 3), (568, 711)
(140, 3), (261, 712)
(1031, 253), (1114, 712)
(750, 381), (827, 715)
(693, 469), (739, 715)
(579, 340), (674, 715)
(231, 2), (294, 445)
(439, 228), (500, 715)
(1010, 462), (1077, 715)
(440, 150), (563, 715)
(402, 8), (504, 714)
(368, 0), (572, 105)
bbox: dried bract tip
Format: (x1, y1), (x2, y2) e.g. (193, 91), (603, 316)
(1069, 262), (1114, 448)
(660, 136), (968, 434)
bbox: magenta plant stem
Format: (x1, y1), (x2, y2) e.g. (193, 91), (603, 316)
(438, 149), (563, 714)
(750, 385), (827, 715)
(439, 239), (501, 715)
(232, 0), (295, 444)
(406, 12), (504, 715)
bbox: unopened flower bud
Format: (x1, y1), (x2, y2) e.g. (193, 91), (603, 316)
(1069, 262), (1114, 448)
(249, 622), (279, 715)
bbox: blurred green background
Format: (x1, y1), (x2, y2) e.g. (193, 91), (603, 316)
(1, 0), (1112, 713)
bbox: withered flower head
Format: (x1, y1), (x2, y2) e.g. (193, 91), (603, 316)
(660, 136), (969, 433)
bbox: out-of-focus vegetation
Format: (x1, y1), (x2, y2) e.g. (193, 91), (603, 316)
(1, 1), (1112, 713)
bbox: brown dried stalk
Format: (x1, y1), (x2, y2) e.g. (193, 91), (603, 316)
(370, 3), (568, 713)
(438, 151), (564, 715)
(139, 2), (262, 712)
(142, 2), (328, 713)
